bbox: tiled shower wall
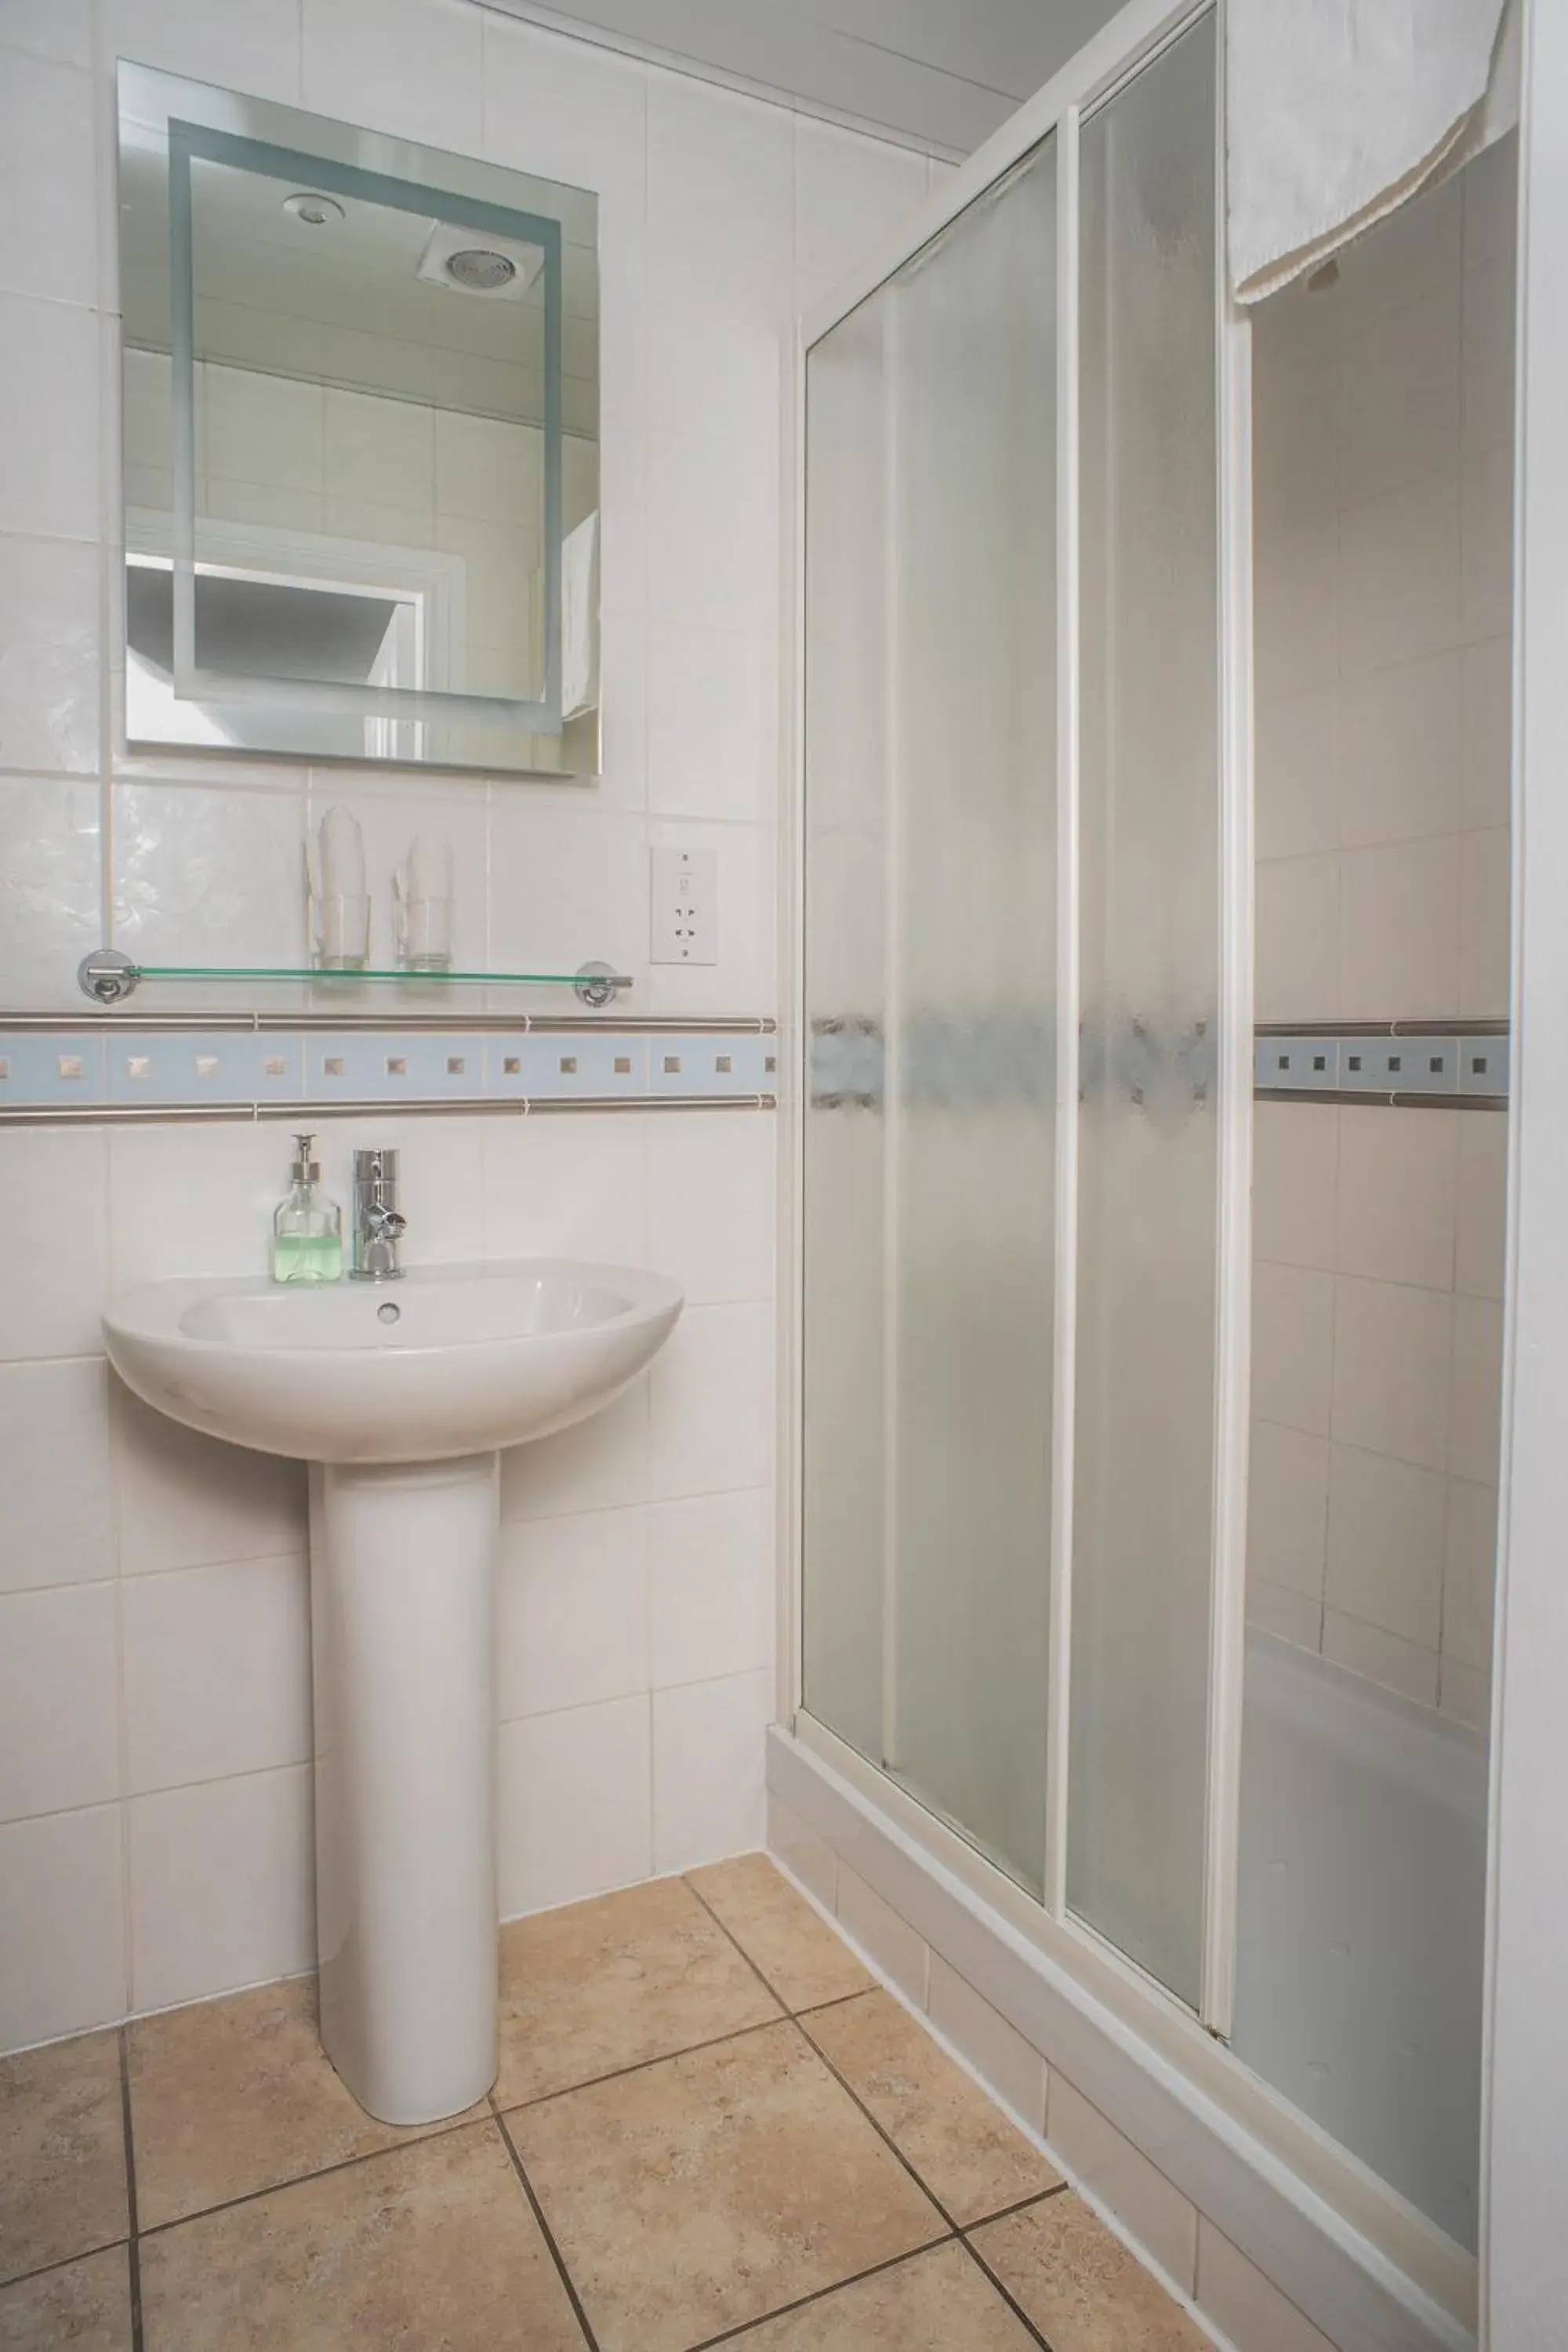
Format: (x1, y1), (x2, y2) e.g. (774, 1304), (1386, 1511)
(1247, 141), (1515, 1725)
(0, 0), (945, 2054)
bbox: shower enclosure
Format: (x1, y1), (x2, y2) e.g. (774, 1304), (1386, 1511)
(789, 0), (1510, 2341)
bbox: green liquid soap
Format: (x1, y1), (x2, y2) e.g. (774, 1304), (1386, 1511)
(270, 1229), (343, 1284)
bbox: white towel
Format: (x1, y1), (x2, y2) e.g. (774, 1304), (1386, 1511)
(561, 510), (600, 720)
(1228, 0), (1519, 305)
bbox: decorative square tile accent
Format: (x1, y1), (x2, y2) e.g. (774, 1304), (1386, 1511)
(514, 1034), (648, 1099)
(648, 1035), (775, 1098)
(306, 1036), (488, 1102)
(0, 1033), (106, 1105)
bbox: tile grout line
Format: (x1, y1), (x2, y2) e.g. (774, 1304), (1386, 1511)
(118, 2027), (144, 2352)
(954, 2227), (1058, 2352)
(681, 2233), (960, 2350)
(130, 2105), (492, 2241)
(493, 2007), (789, 2122)
(490, 2100), (602, 2352)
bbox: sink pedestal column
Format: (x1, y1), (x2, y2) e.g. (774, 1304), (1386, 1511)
(309, 1452), (499, 2125)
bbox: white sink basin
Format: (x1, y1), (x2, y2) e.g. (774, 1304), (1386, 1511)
(103, 1258), (684, 1465)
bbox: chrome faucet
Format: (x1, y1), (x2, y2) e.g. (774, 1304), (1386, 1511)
(350, 1147), (407, 1282)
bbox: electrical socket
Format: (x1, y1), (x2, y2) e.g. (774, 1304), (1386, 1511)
(650, 845), (717, 965)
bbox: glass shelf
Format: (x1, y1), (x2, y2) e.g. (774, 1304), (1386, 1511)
(78, 950), (630, 1008)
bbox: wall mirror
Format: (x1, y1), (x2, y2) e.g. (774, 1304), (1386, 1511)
(118, 64), (601, 775)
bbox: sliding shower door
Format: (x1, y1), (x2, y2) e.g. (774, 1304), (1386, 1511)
(801, 4), (1226, 1985)
(803, 138), (1060, 1896)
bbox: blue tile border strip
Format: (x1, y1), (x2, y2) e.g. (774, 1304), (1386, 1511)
(1254, 1024), (1508, 1107)
(0, 1020), (776, 1119)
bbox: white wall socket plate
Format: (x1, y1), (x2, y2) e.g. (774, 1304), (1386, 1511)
(650, 845), (717, 965)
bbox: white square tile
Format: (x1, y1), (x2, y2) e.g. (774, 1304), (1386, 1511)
(325, 389), (434, 514)
(648, 1300), (774, 1501)
(204, 368), (323, 497)
(0, 776), (102, 1010)
(1338, 650), (1462, 848)
(1253, 354), (1339, 546)
(1331, 1275), (1452, 1472)
(122, 1554), (311, 1795)
(1460, 441), (1514, 644)
(1461, 261), (1516, 457)
(1196, 2219), (1339, 2352)
(108, 1121), (287, 1290)
(834, 1864), (927, 2007)
(0, 1358), (114, 1593)
(0, 1805), (126, 2049)
(1325, 1442), (1446, 1648)
(1322, 1608), (1439, 1707)
(482, 1106), (647, 1265)
(645, 818), (777, 1018)
(1254, 517), (1338, 703)
(0, 1582), (118, 1822)
(648, 1488), (772, 1690)
(1254, 855), (1338, 1023)
(1443, 1477), (1497, 1671)
(1439, 1656), (1490, 1730)
(1334, 1105), (1457, 1290)
(652, 1668), (771, 1874)
(766, 1793), (835, 1912)
(1247, 1421), (1328, 1601)
(1046, 2073), (1197, 2294)
(496, 1694), (651, 1918)
(644, 239), (784, 448)
(1250, 1262), (1334, 1438)
(646, 426), (778, 637)
(1462, 132), (1519, 270)
(1338, 469), (1461, 681)
(128, 1764), (314, 2013)
(1245, 1576), (1322, 1650)
(1450, 1293), (1503, 1485)
(1338, 174), (1461, 325)
(100, 0), (303, 100)
(488, 801), (649, 996)
(1455, 1112), (1507, 1299)
(1460, 636), (1512, 830)
(499, 1377), (650, 1526)
(647, 621), (771, 823)
(1253, 687), (1338, 863)
(2, 0), (93, 66)
(1338, 835), (1460, 1019)
(497, 1504), (648, 1721)
(0, 293), (99, 538)
(434, 408), (543, 527)
(793, 118), (927, 313)
(302, 0), (482, 148)
(1252, 1100), (1338, 1271)
(481, 15), (647, 209)
(112, 1380), (307, 1577)
(0, 53), (96, 309)
(927, 1952), (1046, 2135)
(0, 533), (101, 771)
(1338, 284), (1461, 508)
(0, 1128), (108, 1360)
(1459, 826), (1511, 1017)
(646, 70), (791, 270)
(112, 779), (308, 973)
(646, 1111), (775, 1305)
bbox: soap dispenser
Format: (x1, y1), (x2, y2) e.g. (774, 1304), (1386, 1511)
(270, 1133), (343, 1284)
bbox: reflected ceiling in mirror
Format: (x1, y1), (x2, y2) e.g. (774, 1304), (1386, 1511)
(118, 64), (601, 775)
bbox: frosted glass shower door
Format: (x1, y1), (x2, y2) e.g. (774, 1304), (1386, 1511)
(802, 140), (1059, 1895)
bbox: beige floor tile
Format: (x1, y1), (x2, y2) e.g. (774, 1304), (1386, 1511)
(735, 2241), (1039, 2349)
(139, 2121), (582, 2352)
(971, 2193), (1210, 2352)
(0, 2245), (133, 2351)
(0, 2033), (127, 2285)
(128, 1976), (482, 2230)
(687, 1853), (873, 2011)
(508, 2020), (945, 2352)
(803, 1990), (1062, 2225)
(494, 1875), (782, 2107)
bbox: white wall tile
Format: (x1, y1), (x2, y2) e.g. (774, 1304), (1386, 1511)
(1322, 1607), (1439, 1707)
(1046, 2072), (1198, 2295)
(1338, 470), (1461, 680)
(497, 1505), (648, 1719)
(107, 1121), (285, 1290)
(648, 1488), (772, 1690)
(112, 779), (308, 973)
(2, 0), (93, 67)
(488, 801), (649, 996)
(646, 71), (791, 270)
(99, 0), (303, 101)
(766, 1793), (836, 1913)
(324, 388), (434, 513)
(128, 1763), (314, 2012)
(646, 1110), (775, 1304)
(1253, 686), (1338, 862)
(499, 1377), (649, 1526)
(1459, 824), (1511, 1016)
(1325, 1442), (1446, 1648)
(0, 534), (101, 772)
(496, 1694), (651, 1917)
(652, 1668), (771, 1873)
(1463, 132), (1519, 270)
(645, 817), (777, 1018)
(1246, 1577), (1322, 1650)
(202, 367), (324, 496)
(1338, 834), (1460, 1018)
(1338, 649), (1462, 848)
(1196, 2218), (1339, 2352)
(1334, 1105), (1457, 1290)
(1254, 517), (1338, 702)
(0, 775), (103, 1010)
(0, 1804), (125, 2049)
(927, 1951), (1046, 2135)
(1338, 284), (1460, 507)
(0, 1128), (108, 1360)
(1252, 1101), (1338, 1271)
(1460, 441), (1514, 644)
(122, 1554), (310, 1795)
(644, 239), (783, 448)
(1254, 855), (1338, 1022)
(835, 1863), (928, 2009)
(482, 1112), (646, 1265)
(1443, 1479), (1497, 1671)
(1251, 1262), (1334, 1438)
(1338, 175), (1461, 327)
(1456, 1113), (1507, 1300)
(1254, 352), (1338, 543)
(647, 621), (771, 823)
(1461, 635), (1512, 831)
(112, 1381), (307, 1577)
(793, 117), (927, 313)
(0, 52), (98, 309)
(649, 1301), (774, 1500)
(1439, 1656), (1489, 1730)
(1462, 260), (1516, 456)
(0, 1582), (118, 1821)
(1450, 1293), (1503, 1485)
(0, 293), (99, 541)
(647, 426), (778, 636)
(1247, 1421), (1328, 1602)
(480, 14), (647, 210)
(302, 0), (482, 150)
(0, 1357), (114, 1592)
(1330, 1275), (1452, 1472)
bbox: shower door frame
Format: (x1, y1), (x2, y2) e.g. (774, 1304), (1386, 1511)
(781, 0), (1479, 2331)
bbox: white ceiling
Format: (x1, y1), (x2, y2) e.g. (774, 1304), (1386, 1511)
(484, 0), (1127, 155)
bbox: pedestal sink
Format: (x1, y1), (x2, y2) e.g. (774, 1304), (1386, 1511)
(104, 1260), (682, 2125)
